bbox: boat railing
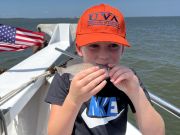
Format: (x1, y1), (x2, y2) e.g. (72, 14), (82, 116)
(149, 92), (180, 119)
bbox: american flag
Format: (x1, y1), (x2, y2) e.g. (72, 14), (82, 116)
(0, 24), (45, 52)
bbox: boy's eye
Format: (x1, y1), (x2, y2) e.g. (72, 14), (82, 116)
(110, 44), (118, 48)
(109, 44), (120, 49)
(89, 44), (99, 49)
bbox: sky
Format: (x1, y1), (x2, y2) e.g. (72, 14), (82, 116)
(0, 0), (180, 18)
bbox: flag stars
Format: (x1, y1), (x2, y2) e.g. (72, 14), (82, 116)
(0, 24), (16, 43)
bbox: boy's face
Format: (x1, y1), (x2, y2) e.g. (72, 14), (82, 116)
(76, 42), (124, 66)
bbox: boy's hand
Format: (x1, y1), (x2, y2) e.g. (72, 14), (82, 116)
(108, 64), (140, 96)
(67, 66), (107, 105)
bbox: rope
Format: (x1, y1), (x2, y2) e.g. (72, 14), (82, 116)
(0, 67), (56, 106)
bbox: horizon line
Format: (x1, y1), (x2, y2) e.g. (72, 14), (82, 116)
(0, 15), (180, 19)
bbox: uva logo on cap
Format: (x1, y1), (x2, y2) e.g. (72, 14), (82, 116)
(88, 12), (120, 29)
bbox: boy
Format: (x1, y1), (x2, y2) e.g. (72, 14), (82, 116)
(45, 3), (165, 135)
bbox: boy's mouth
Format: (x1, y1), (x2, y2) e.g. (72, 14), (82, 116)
(95, 63), (111, 79)
(95, 63), (111, 71)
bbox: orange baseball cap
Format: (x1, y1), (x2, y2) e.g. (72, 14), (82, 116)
(76, 3), (130, 47)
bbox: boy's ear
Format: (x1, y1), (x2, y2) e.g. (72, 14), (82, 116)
(76, 45), (83, 56)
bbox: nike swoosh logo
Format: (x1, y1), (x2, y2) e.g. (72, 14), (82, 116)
(81, 108), (125, 128)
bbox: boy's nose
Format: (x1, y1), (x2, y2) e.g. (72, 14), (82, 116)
(98, 49), (109, 59)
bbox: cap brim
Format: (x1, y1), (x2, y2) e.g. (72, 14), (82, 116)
(76, 33), (130, 47)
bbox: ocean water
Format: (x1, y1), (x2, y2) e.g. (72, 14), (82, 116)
(0, 17), (180, 134)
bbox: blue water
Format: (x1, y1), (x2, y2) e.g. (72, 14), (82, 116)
(0, 17), (180, 134)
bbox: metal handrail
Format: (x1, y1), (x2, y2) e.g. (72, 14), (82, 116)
(149, 92), (180, 119)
